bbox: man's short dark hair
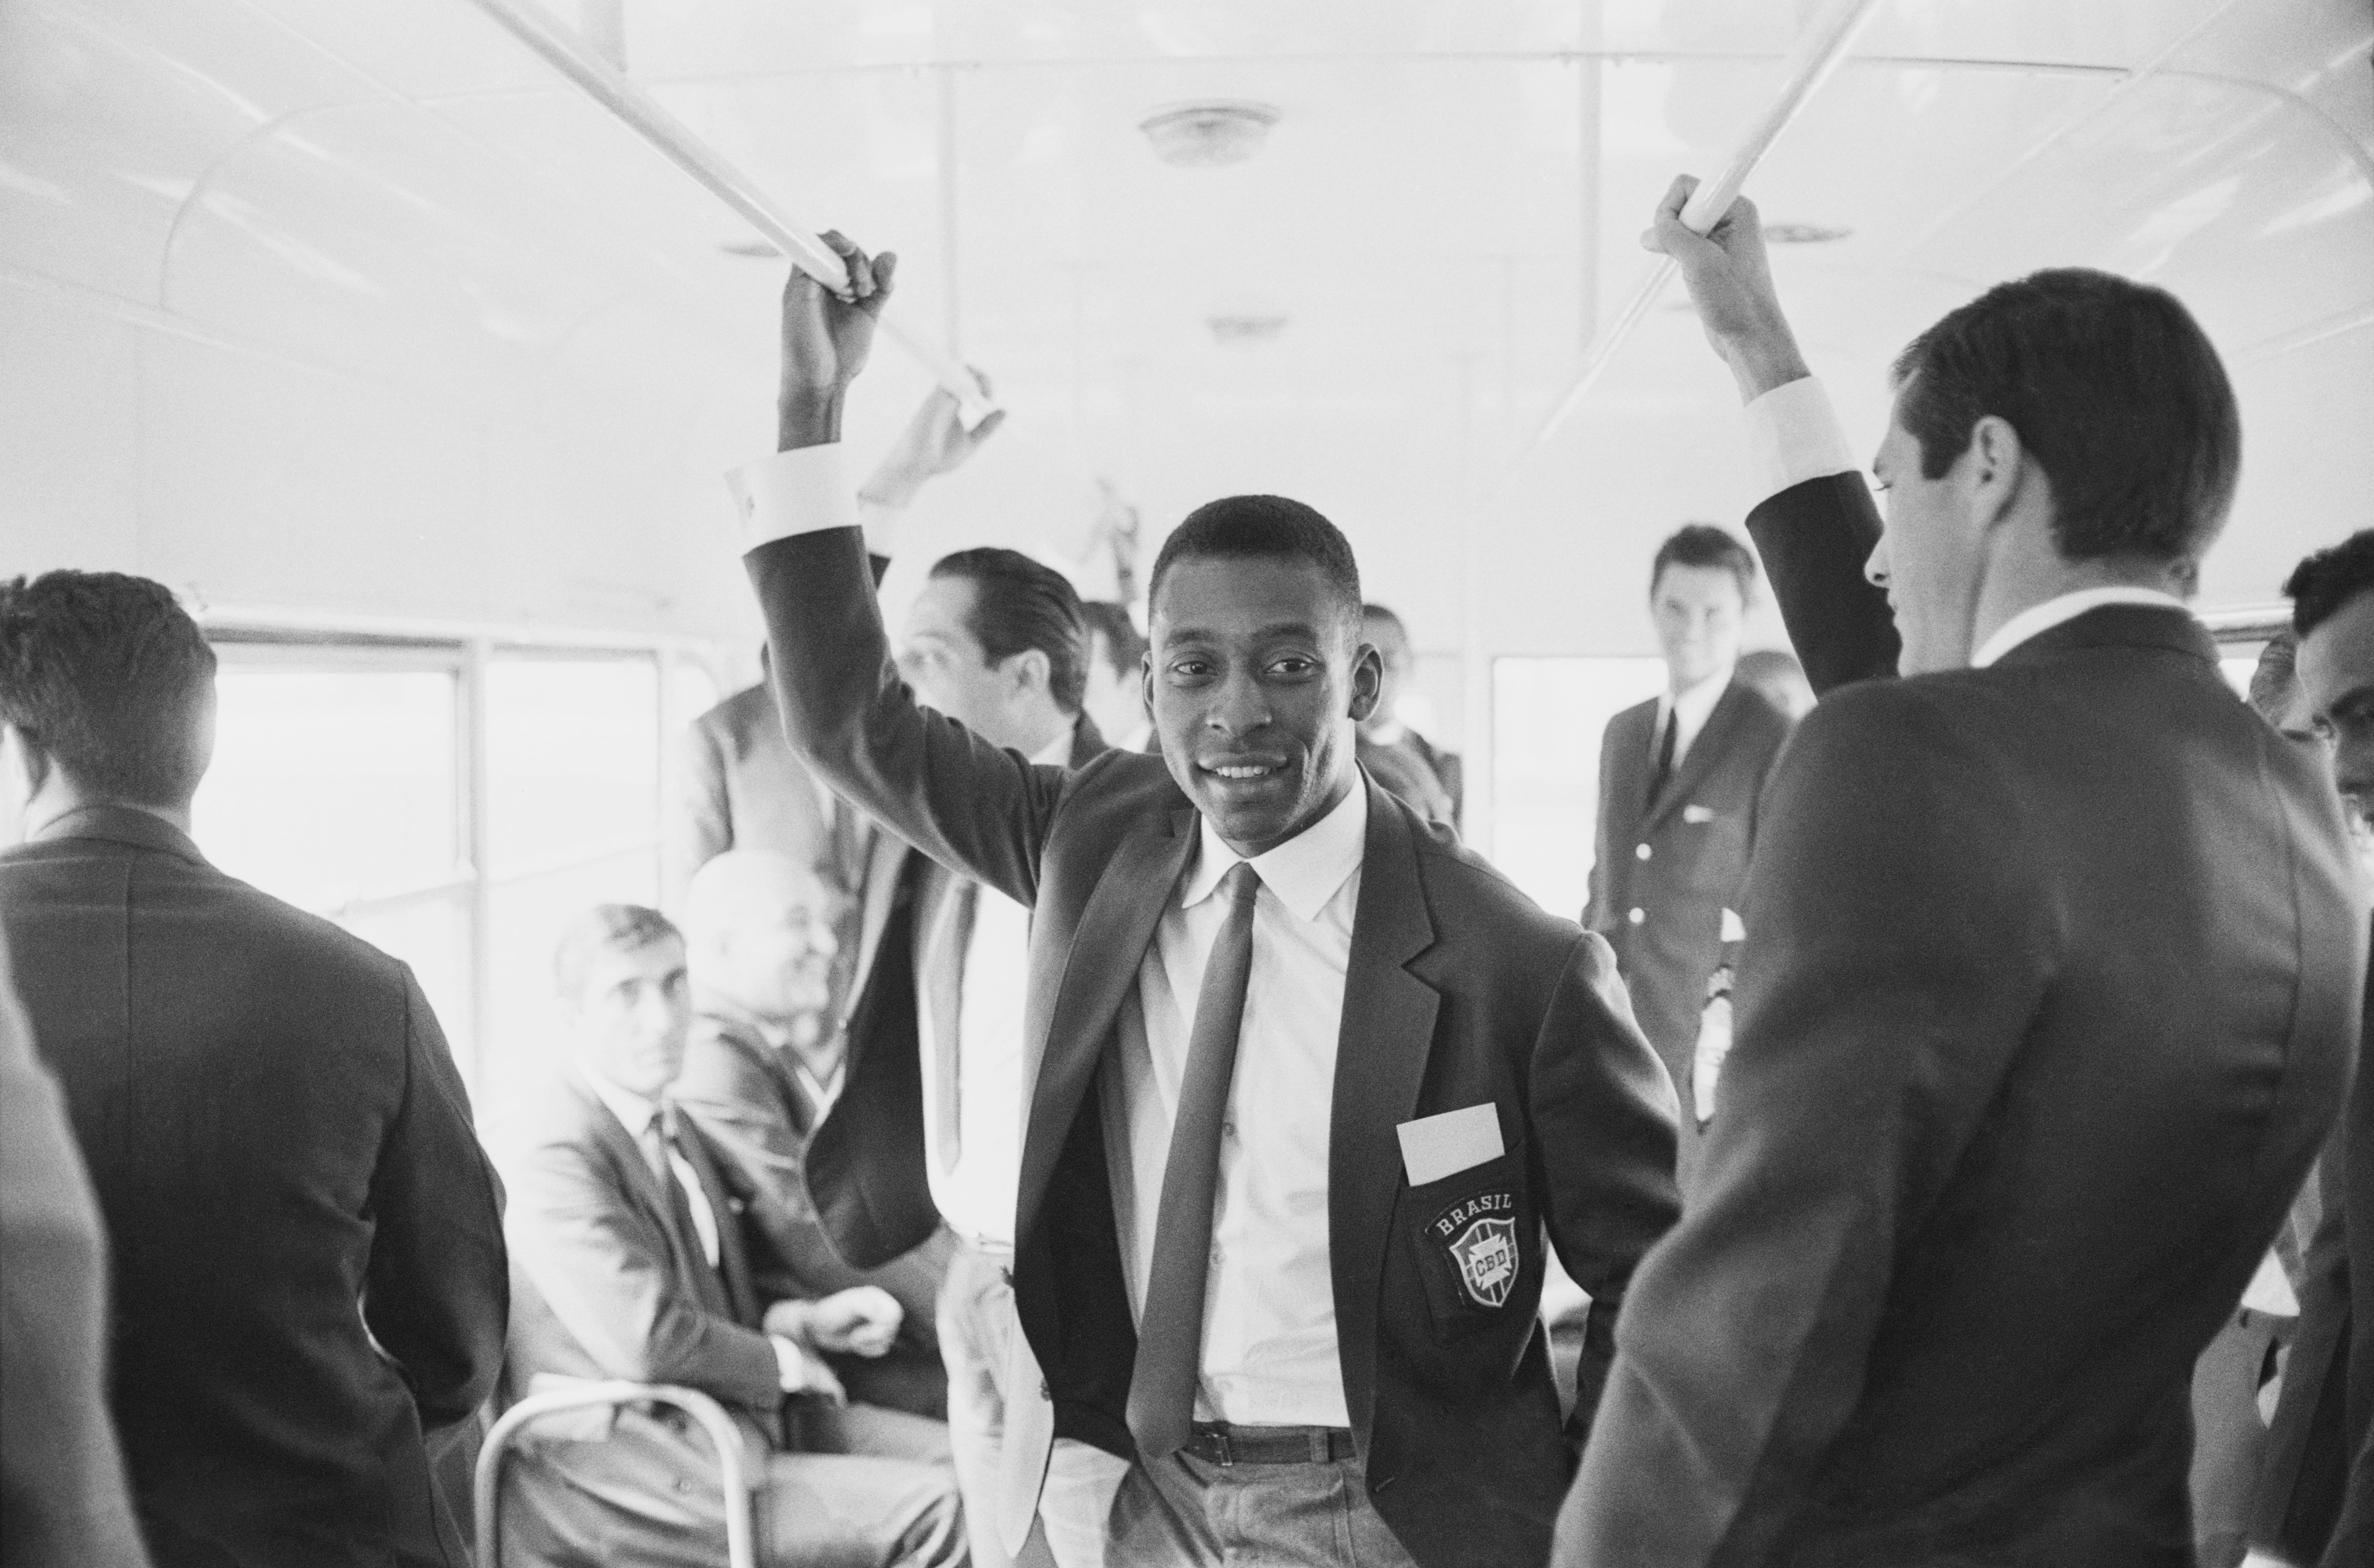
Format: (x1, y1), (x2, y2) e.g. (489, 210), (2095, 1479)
(1892, 267), (2240, 567)
(0, 571), (218, 808)
(1078, 602), (1147, 682)
(1148, 496), (1362, 632)
(554, 903), (680, 1000)
(1650, 525), (1757, 600)
(1361, 603), (1408, 642)
(2285, 531), (2374, 639)
(929, 548), (1088, 714)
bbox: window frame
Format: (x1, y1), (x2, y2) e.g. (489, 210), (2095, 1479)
(203, 619), (730, 1093)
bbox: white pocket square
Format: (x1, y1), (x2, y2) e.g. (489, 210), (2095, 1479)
(1721, 907), (1747, 942)
(1682, 804), (1716, 824)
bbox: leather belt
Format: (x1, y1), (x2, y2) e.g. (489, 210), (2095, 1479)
(1180, 1423), (1357, 1467)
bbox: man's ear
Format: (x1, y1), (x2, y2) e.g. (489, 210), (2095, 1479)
(1006, 646), (1053, 698)
(1964, 414), (2030, 534)
(1346, 640), (1384, 724)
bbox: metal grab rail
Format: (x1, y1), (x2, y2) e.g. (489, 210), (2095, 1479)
(474, 1381), (759, 1568)
(460, 0), (997, 430)
(1499, 0), (1884, 489)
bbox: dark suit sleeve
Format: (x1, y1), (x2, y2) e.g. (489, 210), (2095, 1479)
(747, 527), (1067, 908)
(664, 719), (732, 908)
(1530, 931), (1684, 1443)
(1581, 717), (1619, 931)
(502, 1129), (781, 1407)
(1743, 474), (1902, 695)
(360, 969), (508, 1430)
(1555, 684), (2047, 1568)
(2254, 1152), (2354, 1561)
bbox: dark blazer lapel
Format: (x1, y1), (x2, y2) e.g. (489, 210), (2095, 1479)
(844, 829), (916, 1045)
(1068, 712), (1108, 767)
(676, 1117), (763, 1327)
(1329, 785), (1441, 1444)
(572, 1079), (692, 1270)
(1013, 808), (1196, 1233)
(1646, 679), (1753, 829)
(1606, 703), (1654, 835)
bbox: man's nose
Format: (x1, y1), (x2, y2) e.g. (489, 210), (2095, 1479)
(1864, 535), (1892, 590)
(1208, 670), (1271, 735)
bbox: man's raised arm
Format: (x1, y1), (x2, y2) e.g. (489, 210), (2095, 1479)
(1649, 177), (1901, 692)
(732, 233), (1056, 908)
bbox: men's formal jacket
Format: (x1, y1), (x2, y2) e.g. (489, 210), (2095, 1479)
(1556, 473), (2365, 1568)
(1583, 678), (1791, 1151)
(0, 807), (509, 1568)
(747, 524), (1682, 1568)
(801, 714), (1108, 1276)
(667, 681), (863, 908)
(672, 1002), (957, 1418)
(497, 1074), (786, 1567)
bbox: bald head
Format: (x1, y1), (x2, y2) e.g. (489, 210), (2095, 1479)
(682, 850), (843, 1026)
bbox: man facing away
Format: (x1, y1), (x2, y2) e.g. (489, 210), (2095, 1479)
(1582, 525), (1791, 1170)
(733, 232), (1681, 1568)
(1552, 179), (2364, 1568)
(798, 527), (1111, 1568)
(1353, 603), (1463, 829)
(0, 569), (509, 1567)
(2251, 533), (2374, 1568)
(674, 848), (955, 1424)
(495, 903), (965, 1568)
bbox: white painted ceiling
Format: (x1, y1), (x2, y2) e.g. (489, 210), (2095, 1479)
(2, 0), (2369, 661)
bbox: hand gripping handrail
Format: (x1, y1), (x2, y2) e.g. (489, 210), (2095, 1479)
(474, 1381), (758, 1568)
(1499, 0), (1883, 491)
(461, 0), (998, 429)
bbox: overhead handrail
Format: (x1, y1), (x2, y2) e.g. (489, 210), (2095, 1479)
(460, 0), (998, 429)
(1497, 0), (1884, 491)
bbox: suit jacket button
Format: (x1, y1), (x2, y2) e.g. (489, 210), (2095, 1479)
(1627, 907), (1646, 925)
(1635, 843), (1652, 860)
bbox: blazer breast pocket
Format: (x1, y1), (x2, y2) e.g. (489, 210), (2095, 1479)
(1405, 1150), (1537, 1343)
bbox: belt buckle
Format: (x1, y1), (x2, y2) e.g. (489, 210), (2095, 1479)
(1206, 1428), (1233, 1467)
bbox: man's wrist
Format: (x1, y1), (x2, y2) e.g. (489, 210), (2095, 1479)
(763, 1299), (817, 1348)
(777, 392), (845, 452)
(1718, 326), (1813, 405)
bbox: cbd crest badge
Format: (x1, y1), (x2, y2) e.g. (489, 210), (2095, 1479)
(1431, 1191), (1519, 1309)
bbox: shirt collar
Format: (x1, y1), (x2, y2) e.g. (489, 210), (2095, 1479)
(1971, 587), (2192, 669)
(1182, 774), (1368, 924)
(580, 1064), (662, 1141)
(1659, 665), (1732, 732)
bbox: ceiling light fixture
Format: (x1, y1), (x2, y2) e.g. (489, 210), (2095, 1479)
(1762, 221), (1854, 244)
(1207, 314), (1289, 345)
(1139, 100), (1280, 168)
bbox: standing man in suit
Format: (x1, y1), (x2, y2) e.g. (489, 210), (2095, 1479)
(1355, 604), (1462, 829)
(1554, 179), (2364, 1567)
(1582, 525), (1790, 1165)
(0, 569), (510, 1567)
(733, 233), (1680, 1568)
(801, 538), (1109, 1568)
(0, 941), (151, 1568)
(497, 903), (965, 1568)
(2250, 533), (2374, 1568)
(675, 848), (955, 1424)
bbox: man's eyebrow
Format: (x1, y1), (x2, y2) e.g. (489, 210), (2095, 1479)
(2327, 682), (2374, 718)
(1161, 621), (1323, 643)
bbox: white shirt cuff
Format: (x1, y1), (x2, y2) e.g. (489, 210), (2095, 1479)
(726, 445), (902, 556)
(771, 1335), (811, 1392)
(1742, 376), (1860, 505)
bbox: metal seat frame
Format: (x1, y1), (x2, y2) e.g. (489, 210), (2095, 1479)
(473, 1381), (758, 1568)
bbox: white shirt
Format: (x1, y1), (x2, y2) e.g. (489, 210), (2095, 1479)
(1105, 780), (1367, 1428)
(1741, 377), (2191, 670)
(1657, 667), (1732, 770)
(918, 722), (1078, 1250)
(730, 443), (1366, 1424)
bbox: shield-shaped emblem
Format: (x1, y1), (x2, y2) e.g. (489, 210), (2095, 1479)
(1449, 1215), (1518, 1309)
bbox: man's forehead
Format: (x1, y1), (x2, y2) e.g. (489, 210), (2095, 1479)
(1151, 557), (1351, 639)
(2301, 593), (2374, 698)
(588, 939), (684, 982)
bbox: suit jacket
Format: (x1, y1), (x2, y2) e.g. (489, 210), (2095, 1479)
(0, 806), (509, 1568)
(1358, 729), (1463, 829)
(747, 523), (1682, 1568)
(666, 681), (867, 908)
(1582, 678), (1791, 1162)
(0, 941), (150, 1568)
(1556, 472), (2365, 1567)
(803, 713), (1108, 1273)
(671, 1000), (957, 1418)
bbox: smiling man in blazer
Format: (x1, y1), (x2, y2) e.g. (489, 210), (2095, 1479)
(724, 234), (1680, 1568)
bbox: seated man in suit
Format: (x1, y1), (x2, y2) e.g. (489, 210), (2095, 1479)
(1354, 603), (1461, 829)
(0, 941), (150, 1568)
(674, 849), (954, 1423)
(728, 233), (1680, 1568)
(0, 569), (507, 1567)
(496, 903), (965, 1568)
(1553, 180), (2364, 1568)
(1582, 525), (1791, 1170)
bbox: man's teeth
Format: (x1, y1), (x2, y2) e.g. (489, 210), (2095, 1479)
(1212, 764), (1276, 779)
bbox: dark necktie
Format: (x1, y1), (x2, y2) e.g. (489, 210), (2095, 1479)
(1127, 861), (1263, 1460)
(1649, 706), (1679, 802)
